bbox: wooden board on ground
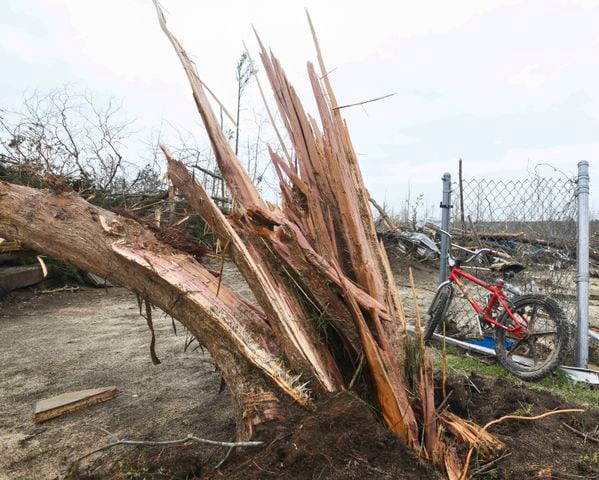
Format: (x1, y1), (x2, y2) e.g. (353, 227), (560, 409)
(84, 272), (113, 288)
(0, 265), (44, 293)
(34, 386), (118, 423)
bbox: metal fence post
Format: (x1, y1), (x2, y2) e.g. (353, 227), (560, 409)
(576, 160), (590, 368)
(439, 173), (452, 284)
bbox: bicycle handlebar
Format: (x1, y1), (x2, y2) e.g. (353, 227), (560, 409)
(434, 227), (510, 266)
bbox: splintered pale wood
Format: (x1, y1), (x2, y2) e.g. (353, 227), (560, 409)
(440, 411), (506, 459)
(114, 244), (312, 404)
(150, 4), (505, 471)
(255, 39), (421, 448)
(257, 44), (407, 348)
(304, 17), (408, 344)
(418, 356), (438, 460)
(336, 269), (418, 447)
(444, 446), (463, 480)
(35, 386), (117, 423)
(257, 48), (408, 368)
(165, 146), (343, 393)
(151, 0), (264, 213)
(256, 45), (337, 260)
(157, 1), (418, 446)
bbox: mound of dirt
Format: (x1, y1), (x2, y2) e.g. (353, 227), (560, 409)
(217, 373), (599, 480)
(212, 393), (440, 480)
(438, 372), (599, 479)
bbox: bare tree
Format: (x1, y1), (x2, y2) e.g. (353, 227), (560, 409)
(234, 52), (252, 157)
(0, 87), (138, 193)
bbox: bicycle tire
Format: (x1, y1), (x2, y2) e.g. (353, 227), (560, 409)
(424, 283), (454, 341)
(494, 294), (569, 381)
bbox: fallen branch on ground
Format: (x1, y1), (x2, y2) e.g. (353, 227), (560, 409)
(562, 422), (599, 444)
(470, 452), (512, 476)
(214, 436), (237, 470)
(75, 427), (262, 466)
(37, 286), (80, 294)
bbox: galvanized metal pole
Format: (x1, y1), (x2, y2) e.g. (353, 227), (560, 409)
(439, 173), (452, 284)
(576, 160), (590, 368)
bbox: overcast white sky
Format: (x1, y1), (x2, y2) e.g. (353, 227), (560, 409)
(1, 0), (598, 216)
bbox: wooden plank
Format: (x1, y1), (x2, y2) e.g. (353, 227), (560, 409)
(0, 265), (44, 292)
(84, 272), (113, 288)
(34, 386), (118, 423)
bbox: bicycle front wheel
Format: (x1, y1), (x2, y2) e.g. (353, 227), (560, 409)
(494, 294), (569, 381)
(424, 283), (454, 341)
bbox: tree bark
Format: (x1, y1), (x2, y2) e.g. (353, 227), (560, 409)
(0, 181), (305, 439)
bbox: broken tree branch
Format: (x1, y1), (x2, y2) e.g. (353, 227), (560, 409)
(0, 180), (306, 435)
(562, 422), (599, 444)
(332, 92), (396, 111)
(369, 193), (397, 231)
(75, 428), (262, 465)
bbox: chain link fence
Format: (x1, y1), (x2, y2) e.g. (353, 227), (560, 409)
(443, 171), (579, 342)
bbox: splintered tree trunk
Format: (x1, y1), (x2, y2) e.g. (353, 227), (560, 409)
(0, 5), (505, 479)
(152, 0), (424, 447)
(0, 182), (305, 439)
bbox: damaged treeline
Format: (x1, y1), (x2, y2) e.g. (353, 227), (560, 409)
(0, 5), (504, 479)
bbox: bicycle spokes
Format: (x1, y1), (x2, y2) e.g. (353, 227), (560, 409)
(504, 303), (560, 370)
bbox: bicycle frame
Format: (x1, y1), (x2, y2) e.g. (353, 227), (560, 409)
(449, 264), (528, 339)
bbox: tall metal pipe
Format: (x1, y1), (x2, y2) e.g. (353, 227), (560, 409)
(439, 173), (452, 284)
(576, 160), (590, 368)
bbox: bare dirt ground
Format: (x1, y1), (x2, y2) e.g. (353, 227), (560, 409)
(0, 287), (234, 480)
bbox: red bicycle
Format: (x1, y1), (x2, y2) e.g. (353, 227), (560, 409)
(424, 229), (569, 380)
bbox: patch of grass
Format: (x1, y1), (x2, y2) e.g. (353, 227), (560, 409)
(531, 369), (599, 406)
(404, 334), (424, 388)
(435, 351), (514, 380)
(123, 467), (151, 480)
(46, 257), (84, 284)
(512, 401), (534, 416)
(434, 351), (599, 407)
(577, 452), (599, 474)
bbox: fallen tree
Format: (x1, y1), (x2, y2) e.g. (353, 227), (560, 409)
(0, 5), (505, 478)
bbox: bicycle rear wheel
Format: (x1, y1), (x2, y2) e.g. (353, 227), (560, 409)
(424, 283), (454, 341)
(494, 294), (569, 381)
